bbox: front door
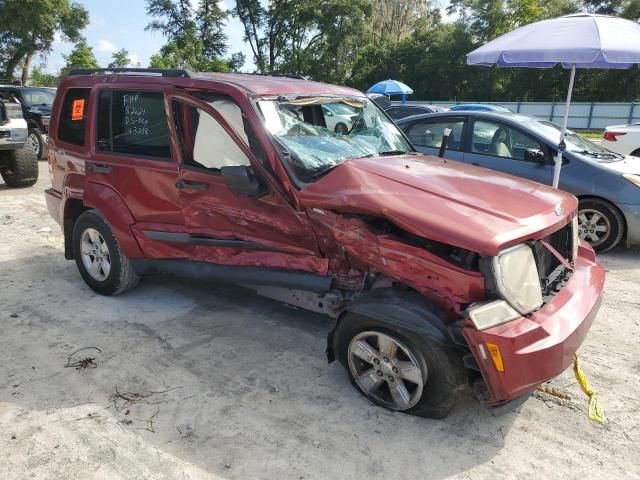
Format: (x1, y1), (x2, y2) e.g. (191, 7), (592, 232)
(169, 93), (327, 274)
(464, 118), (554, 185)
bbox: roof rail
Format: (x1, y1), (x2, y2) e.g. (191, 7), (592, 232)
(67, 68), (192, 78)
(246, 73), (308, 80)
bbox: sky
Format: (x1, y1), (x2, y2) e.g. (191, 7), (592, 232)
(45, 0), (451, 75)
(45, 0), (253, 73)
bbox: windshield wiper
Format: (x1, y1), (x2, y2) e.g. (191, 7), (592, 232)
(306, 164), (341, 181)
(378, 150), (411, 156)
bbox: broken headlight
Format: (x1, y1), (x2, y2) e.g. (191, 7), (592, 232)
(491, 243), (543, 315)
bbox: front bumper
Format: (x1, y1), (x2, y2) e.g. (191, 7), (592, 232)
(619, 203), (640, 247)
(463, 243), (605, 405)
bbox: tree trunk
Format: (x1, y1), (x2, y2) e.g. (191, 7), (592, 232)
(21, 52), (34, 86)
(3, 46), (29, 81)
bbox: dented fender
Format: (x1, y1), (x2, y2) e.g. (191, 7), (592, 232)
(83, 182), (144, 259)
(327, 288), (455, 363)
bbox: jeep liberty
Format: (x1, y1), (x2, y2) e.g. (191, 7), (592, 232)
(45, 69), (605, 418)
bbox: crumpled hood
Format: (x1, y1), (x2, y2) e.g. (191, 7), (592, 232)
(299, 155), (577, 256)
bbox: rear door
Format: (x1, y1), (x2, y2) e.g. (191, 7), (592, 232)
(464, 118), (554, 185)
(402, 116), (466, 161)
(168, 93), (326, 274)
(88, 86), (188, 257)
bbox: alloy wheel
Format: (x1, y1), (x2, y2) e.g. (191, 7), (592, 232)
(28, 133), (41, 158)
(347, 331), (425, 411)
(578, 209), (611, 247)
(80, 228), (111, 281)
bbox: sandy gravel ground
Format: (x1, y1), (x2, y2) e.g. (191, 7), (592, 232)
(1, 163), (639, 480)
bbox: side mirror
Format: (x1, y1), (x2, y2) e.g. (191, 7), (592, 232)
(524, 148), (547, 164)
(324, 109), (333, 117)
(221, 165), (267, 197)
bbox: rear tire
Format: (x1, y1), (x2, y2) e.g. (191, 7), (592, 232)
(578, 198), (624, 252)
(0, 147), (38, 188)
(72, 210), (139, 295)
(334, 312), (465, 419)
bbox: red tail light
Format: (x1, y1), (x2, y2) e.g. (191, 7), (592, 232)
(603, 131), (626, 142)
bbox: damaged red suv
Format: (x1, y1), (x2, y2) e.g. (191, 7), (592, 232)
(45, 69), (604, 418)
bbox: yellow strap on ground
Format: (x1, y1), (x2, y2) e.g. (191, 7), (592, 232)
(573, 354), (605, 423)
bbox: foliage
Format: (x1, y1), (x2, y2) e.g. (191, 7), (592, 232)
(108, 49), (131, 69)
(146, 0), (230, 71)
(61, 39), (98, 76)
(0, 0), (89, 84)
(30, 65), (59, 87)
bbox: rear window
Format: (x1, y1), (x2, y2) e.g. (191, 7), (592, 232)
(96, 90), (171, 159)
(58, 88), (91, 146)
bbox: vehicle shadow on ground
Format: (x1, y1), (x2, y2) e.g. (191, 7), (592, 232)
(597, 246), (640, 272)
(0, 252), (520, 480)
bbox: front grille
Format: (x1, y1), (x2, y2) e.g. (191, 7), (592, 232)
(532, 223), (572, 299)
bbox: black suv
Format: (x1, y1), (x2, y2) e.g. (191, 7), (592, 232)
(0, 85), (55, 160)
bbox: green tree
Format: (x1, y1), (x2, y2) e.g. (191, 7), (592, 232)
(146, 0), (228, 71)
(108, 48), (130, 68)
(30, 65), (59, 87)
(227, 52), (246, 72)
(61, 39), (99, 76)
(0, 0), (89, 85)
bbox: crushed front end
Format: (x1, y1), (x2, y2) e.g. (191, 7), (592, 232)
(462, 217), (605, 406)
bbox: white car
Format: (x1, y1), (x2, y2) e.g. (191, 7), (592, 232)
(321, 104), (359, 134)
(602, 123), (640, 156)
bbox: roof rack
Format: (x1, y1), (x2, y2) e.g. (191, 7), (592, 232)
(67, 68), (192, 78)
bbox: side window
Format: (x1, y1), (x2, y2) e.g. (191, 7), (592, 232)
(406, 119), (465, 150)
(58, 88), (91, 146)
(472, 120), (543, 161)
(193, 93), (267, 165)
(173, 100), (251, 172)
(96, 90), (171, 159)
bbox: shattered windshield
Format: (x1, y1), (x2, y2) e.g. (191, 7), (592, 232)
(257, 96), (412, 182)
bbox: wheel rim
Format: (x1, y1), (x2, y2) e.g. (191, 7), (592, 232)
(335, 123), (348, 134)
(578, 208), (611, 247)
(28, 133), (40, 157)
(347, 331), (425, 411)
(80, 228), (111, 281)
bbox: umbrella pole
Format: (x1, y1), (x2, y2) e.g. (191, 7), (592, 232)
(553, 64), (576, 188)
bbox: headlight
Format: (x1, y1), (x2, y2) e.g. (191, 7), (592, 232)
(623, 174), (640, 187)
(492, 244), (543, 315)
(41, 116), (50, 126)
(571, 215), (579, 262)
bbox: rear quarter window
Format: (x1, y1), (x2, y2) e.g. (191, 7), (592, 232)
(58, 88), (91, 146)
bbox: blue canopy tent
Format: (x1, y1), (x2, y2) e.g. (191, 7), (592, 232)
(367, 79), (414, 104)
(467, 13), (640, 188)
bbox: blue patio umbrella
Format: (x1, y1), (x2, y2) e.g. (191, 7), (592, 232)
(467, 13), (640, 187)
(367, 79), (414, 104)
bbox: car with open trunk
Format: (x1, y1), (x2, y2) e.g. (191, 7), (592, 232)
(45, 68), (604, 418)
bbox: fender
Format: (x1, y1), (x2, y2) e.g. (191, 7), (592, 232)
(327, 288), (456, 363)
(83, 182), (144, 259)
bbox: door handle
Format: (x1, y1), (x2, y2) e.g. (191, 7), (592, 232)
(176, 179), (208, 191)
(87, 163), (112, 174)
(471, 162), (480, 166)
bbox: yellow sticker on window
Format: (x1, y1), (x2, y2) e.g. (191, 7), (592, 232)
(71, 99), (85, 121)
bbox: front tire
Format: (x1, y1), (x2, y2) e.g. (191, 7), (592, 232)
(334, 313), (465, 418)
(28, 128), (45, 160)
(72, 210), (139, 295)
(0, 147), (38, 188)
(578, 198), (624, 252)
